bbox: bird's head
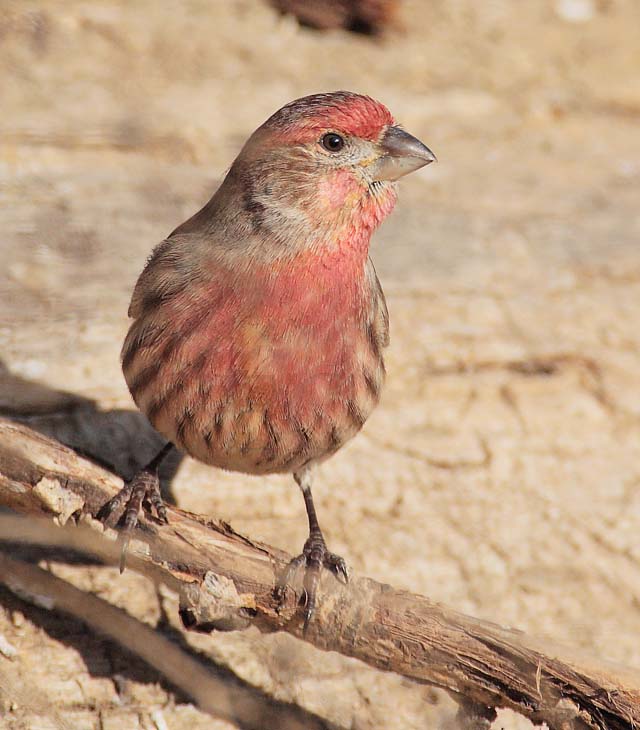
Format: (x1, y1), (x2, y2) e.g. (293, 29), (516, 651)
(254, 91), (434, 181)
(219, 92), (435, 258)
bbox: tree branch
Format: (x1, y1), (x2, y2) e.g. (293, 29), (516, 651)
(0, 549), (337, 730)
(1, 417), (639, 729)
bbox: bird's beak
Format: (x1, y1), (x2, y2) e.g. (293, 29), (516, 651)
(371, 125), (436, 182)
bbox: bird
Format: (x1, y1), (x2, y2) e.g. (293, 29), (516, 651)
(98, 91), (435, 628)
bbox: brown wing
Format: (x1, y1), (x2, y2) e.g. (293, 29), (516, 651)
(127, 233), (212, 319)
(366, 256), (390, 352)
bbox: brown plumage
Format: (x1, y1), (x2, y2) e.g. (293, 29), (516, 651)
(100, 91), (435, 627)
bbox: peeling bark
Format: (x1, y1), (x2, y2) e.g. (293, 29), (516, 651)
(0, 417), (639, 729)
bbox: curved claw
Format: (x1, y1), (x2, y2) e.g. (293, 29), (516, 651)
(274, 532), (349, 633)
(118, 535), (130, 574)
(96, 467), (169, 573)
(97, 481), (134, 528)
(302, 594), (315, 634)
(275, 554), (306, 600)
(329, 554), (350, 584)
(301, 562), (322, 631)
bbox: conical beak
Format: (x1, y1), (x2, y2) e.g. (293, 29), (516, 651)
(372, 125), (436, 182)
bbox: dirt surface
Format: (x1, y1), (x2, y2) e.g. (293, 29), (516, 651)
(1, 0), (640, 728)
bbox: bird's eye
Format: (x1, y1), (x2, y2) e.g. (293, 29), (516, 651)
(321, 133), (345, 152)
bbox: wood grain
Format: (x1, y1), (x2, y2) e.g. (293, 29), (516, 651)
(0, 417), (638, 730)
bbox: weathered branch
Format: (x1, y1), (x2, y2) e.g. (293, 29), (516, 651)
(0, 549), (337, 730)
(1, 417), (639, 730)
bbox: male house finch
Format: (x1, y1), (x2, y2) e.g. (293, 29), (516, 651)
(99, 91), (435, 625)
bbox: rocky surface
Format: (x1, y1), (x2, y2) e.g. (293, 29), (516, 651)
(1, 0), (639, 727)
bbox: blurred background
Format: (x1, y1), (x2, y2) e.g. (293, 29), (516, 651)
(1, 0), (640, 728)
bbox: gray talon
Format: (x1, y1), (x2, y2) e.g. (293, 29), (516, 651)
(275, 529), (348, 633)
(96, 444), (173, 571)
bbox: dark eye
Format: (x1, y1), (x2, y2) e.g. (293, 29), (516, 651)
(321, 133), (345, 152)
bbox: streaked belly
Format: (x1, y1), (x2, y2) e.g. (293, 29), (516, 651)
(124, 313), (384, 475)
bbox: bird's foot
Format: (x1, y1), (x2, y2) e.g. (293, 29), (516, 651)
(96, 468), (169, 572)
(275, 528), (349, 632)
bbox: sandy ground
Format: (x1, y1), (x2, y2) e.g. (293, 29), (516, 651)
(1, 0), (640, 727)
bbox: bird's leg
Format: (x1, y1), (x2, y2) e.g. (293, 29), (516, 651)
(276, 467), (349, 630)
(97, 441), (173, 571)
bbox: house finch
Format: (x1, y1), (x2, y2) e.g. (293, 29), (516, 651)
(98, 91), (435, 627)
